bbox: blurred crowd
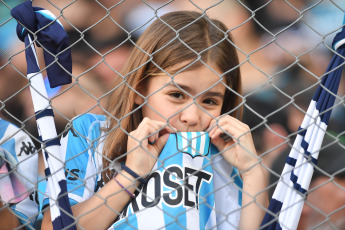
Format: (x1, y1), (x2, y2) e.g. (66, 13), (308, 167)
(1, 0), (345, 229)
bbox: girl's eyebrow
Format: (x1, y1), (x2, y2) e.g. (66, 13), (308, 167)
(166, 82), (225, 98)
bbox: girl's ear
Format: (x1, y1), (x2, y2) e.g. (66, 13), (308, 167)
(134, 92), (145, 105)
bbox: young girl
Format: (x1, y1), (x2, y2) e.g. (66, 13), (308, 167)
(42, 11), (268, 230)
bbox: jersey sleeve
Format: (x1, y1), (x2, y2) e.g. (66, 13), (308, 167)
(43, 114), (105, 208)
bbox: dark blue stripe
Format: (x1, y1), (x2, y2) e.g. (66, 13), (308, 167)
(297, 127), (307, 137)
(293, 180), (308, 195)
(260, 198), (283, 229)
(311, 157), (317, 165)
(285, 157), (297, 166)
(303, 151), (318, 165)
(291, 172), (309, 195)
(320, 64), (342, 124)
(35, 109), (54, 120)
(332, 27), (345, 49)
(45, 168), (51, 177)
(293, 180), (301, 191)
(314, 48), (344, 125)
(53, 180), (76, 229)
(39, 136), (61, 147)
(45, 138), (60, 147)
(298, 187), (307, 195)
(290, 171), (298, 184)
(317, 71), (336, 115)
(301, 139), (309, 151)
(44, 150), (49, 160)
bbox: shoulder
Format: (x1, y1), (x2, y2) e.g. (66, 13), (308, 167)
(72, 113), (106, 129)
(68, 113), (106, 137)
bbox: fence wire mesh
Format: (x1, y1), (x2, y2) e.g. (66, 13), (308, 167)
(1, 0), (345, 229)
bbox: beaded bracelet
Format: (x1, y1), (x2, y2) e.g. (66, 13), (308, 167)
(113, 173), (135, 198)
(121, 165), (146, 184)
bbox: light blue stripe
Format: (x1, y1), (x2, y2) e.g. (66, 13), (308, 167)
(36, 11), (63, 28)
(231, 167), (243, 206)
(2, 138), (18, 161)
(21, 27), (26, 37)
(65, 134), (88, 198)
(204, 133), (210, 155)
(196, 132), (201, 156)
(199, 147), (214, 229)
(12, 208), (33, 227)
(161, 134), (186, 229)
(44, 76), (61, 98)
(176, 133), (182, 153)
(0, 119), (10, 140)
(90, 120), (102, 184)
(37, 11), (55, 21)
(187, 132), (192, 154)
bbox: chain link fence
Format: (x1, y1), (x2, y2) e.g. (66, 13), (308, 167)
(1, 0), (345, 229)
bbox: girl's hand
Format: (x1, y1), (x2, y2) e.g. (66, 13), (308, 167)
(126, 117), (176, 177)
(208, 115), (259, 177)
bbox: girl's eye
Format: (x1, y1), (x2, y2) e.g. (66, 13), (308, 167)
(203, 98), (218, 105)
(170, 92), (184, 99)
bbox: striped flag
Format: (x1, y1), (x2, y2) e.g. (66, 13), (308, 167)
(11, 1), (76, 229)
(260, 18), (345, 230)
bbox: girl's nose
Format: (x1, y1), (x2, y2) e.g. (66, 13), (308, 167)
(179, 102), (200, 127)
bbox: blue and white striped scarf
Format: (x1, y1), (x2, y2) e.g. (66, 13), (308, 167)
(11, 1), (75, 229)
(261, 18), (345, 230)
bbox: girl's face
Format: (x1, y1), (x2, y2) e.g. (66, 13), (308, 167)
(135, 64), (226, 132)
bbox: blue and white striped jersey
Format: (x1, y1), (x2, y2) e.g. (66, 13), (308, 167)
(0, 119), (38, 227)
(50, 114), (242, 229)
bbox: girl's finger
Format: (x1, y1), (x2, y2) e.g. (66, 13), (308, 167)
(148, 131), (158, 144)
(211, 116), (251, 140)
(135, 119), (161, 138)
(208, 119), (220, 137)
(153, 133), (171, 153)
(137, 119), (176, 144)
(210, 126), (227, 140)
(153, 120), (177, 134)
(207, 119), (217, 131)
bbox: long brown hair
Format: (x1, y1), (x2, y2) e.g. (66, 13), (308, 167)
(102, 11), (242, 182)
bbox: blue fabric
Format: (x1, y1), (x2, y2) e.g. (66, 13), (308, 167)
(10, 1), (72, 88)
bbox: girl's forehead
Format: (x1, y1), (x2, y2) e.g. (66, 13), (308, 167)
(149, 65), (226, 93)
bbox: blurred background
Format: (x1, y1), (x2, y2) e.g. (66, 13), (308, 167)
(1, 0), (345, 229)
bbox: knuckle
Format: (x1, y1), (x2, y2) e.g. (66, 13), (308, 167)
(242, 124), (250, 130)
(142, 117), (151, 124)
(129, 130), (136, 136)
